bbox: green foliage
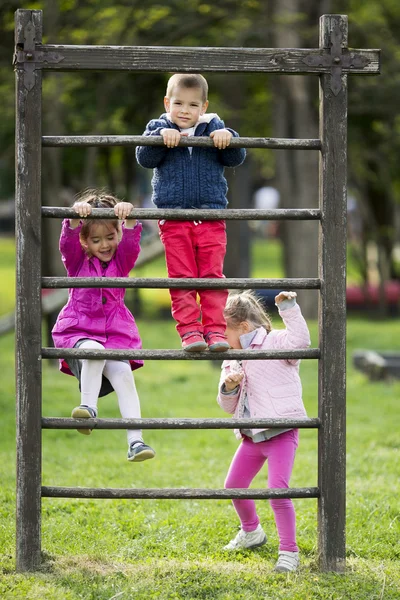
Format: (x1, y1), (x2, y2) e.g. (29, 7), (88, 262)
(335, 0), (400, 264)
(2, 1), (400, 284)
(0, 237), (15, 314)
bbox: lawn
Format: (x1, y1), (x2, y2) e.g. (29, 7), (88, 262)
(0, 237), (15, 315)
(0, 236), (400, 598)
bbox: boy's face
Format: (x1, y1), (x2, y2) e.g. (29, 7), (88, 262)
(164, 86), (209, 129)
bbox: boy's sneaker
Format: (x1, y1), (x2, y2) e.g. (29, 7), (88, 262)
(274, 551), (300, 572)
(181, 332), (207, 352)
(127, 441), (156, 462)
(224, 524), (267, 550)
(71, 405), (97, 435)
(205, 332), (230, 352)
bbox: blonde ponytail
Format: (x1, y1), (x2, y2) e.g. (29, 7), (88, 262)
(224, 290), (272, 332)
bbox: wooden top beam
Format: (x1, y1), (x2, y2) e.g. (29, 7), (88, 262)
(18, 44), (380, 75)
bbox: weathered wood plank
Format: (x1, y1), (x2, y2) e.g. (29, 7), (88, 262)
(15, 8), (43, 573)
(317, 14), (347, 573)
(42, 417), (321, 430)
(41, 277), (321, 290)
(42, 486), (320, 500)
(41, 348), (320, 360)
(42, 135), (321, 149)
(26, 44), (380, 74)
(42, 207), (321, 221)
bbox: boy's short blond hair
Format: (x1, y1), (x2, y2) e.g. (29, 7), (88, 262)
(166, 74), (208, 103)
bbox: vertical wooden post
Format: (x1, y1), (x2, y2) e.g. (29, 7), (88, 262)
(318, 14), (347, 572)
(15, 8), (43, 572)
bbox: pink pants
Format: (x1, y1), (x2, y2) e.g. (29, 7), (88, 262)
(158, 220), (228, 337)
(224, 429), (299, 552)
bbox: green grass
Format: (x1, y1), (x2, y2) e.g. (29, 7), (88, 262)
(0, 237), (15, 315)
(1, 317), (400, 598)
(1, 236), (400, 598)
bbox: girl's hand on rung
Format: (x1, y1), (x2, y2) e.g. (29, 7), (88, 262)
(224, 372), (244, 392)
(275, 291), (297, 304)
(115, 202), (136, 227)
(72, 201), (92, 217)
(114, 202), (134, 220)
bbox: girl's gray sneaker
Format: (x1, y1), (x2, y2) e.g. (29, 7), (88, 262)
(127, 441), (155, 462)
(274, 551), (300, 572)
(224, 524), (267, 550)
(71, 405), (97, 435)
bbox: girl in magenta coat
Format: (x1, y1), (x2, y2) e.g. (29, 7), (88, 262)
(217, 290), (311, 572)
(52, 190), (155, 462)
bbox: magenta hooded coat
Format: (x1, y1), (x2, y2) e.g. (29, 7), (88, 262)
(52, 219), (143, 375)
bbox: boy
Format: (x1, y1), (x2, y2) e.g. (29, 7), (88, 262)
(136, 74), (246, 352)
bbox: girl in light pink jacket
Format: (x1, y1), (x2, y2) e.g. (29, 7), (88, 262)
(217, 290), (311, 572)
(52, 190), (155, 463)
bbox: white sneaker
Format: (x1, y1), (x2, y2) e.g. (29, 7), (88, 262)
(274, 551), (300, 572)
(224, 524), (267, 551)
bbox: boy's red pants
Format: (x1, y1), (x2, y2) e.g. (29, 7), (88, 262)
(158, 220), (228, 337)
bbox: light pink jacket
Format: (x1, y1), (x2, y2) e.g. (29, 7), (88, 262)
(217, 303), (311, 440)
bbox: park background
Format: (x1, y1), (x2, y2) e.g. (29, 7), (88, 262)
(1, 0), (400, 598)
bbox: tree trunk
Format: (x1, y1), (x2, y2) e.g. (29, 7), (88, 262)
(271, 0), (320, 318)
(225, 159), (252, 278)
(220, 75), (251, 279)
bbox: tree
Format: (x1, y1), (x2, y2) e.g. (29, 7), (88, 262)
(269, 0), (322, 318)
(2, 0), (399, 310)
(336, 0), (400, 313)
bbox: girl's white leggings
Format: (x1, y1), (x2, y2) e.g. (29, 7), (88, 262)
(79, 340), (142, 446)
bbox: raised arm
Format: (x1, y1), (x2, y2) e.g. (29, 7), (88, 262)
(114, 221), (143, 275)
(270, 293), (311, 362)
(59, 219), (85, 275)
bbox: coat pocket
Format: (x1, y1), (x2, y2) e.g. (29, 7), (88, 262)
(53, 316), (79, 333)
(268, 383), (302, 416)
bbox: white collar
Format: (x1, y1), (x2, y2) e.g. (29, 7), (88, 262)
(165, 112), (219, 127)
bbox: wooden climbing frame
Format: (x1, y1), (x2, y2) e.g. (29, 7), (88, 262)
(14, 9), (380, 572)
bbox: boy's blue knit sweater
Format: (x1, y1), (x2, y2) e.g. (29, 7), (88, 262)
(136, 113), (246, 209)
